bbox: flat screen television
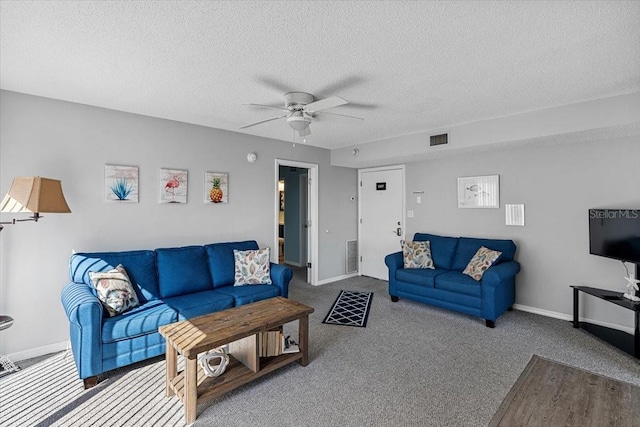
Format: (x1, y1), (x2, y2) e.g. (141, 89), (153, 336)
(589, 209), (640, 266)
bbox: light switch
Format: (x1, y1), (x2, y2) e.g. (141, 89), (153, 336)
(407, 210), (414, 218)
(416, 196), (422, 204)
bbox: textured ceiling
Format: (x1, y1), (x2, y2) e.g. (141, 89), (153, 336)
(1, 1), (639, 149)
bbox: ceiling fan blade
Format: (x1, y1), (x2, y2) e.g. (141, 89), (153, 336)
(315, 75), (366, 97)
(256, 76), (293, 94)
(243, 103), (288, 111)
(240, 115), (288, 129)
(314, 111), (364, 121)
(298, 126), (311, 137)
(305, 96), (348, 113)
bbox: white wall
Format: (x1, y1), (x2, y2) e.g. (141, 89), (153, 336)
(404, 136), (640, 330)
(0, 90), (358, 357)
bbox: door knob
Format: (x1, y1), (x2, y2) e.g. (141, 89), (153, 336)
(395, 227), (402, 236)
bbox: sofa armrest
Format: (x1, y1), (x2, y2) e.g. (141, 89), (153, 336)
(385, 251), (403, 271)
(270, 263), (293, 298)
(60, 281), (104, 379)
(481, 261), (521, 288)
(385, 251), (403, 297)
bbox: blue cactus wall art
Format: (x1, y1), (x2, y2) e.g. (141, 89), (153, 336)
(105, 165), (139, 203)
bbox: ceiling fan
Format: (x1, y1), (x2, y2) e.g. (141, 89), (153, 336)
(240, 92), (364, 137)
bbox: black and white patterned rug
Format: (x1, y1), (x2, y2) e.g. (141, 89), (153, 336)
(322, 290), (373, 327)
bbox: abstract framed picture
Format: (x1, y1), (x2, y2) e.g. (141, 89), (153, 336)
(160, 168), (188, 204)
(204, 172), (228, 204)
(457, 175), (499, 208)
(105, 165), (139, 203)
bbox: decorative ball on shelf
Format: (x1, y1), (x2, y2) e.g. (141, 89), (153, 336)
(199, 347), (229, 377)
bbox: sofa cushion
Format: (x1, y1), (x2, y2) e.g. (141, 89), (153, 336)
(156, 246), (213, 298)
(434, 271), (482, 297)
(451, 237), (516, 271)
(69, 250), (159, 302)
(216, 284), (280, 306)
(234, 248), (272, 285)
(163, 290), (235, 320)
(101, 300), (177, 343)
(413, 233), (459, 270)
(89, 265), (140, 317)
(396, 268), (447, 288)
(463, 246), (502, 281)
(401, 240), (435, 269)
(205, 240), (260, 288)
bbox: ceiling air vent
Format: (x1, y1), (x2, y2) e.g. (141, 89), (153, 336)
(430, 133), (448, 146)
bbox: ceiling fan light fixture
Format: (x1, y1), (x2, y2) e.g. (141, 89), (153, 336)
(286, 111), (311, 131)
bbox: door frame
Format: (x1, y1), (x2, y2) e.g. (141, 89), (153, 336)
(357, 164), (406, 277)
(275, 159), (319, 286)
(299, 173), (308, 271)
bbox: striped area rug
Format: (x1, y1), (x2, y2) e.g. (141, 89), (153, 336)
(0, 352), (184, 426)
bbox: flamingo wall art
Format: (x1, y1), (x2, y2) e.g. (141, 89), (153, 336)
(160, 168), (188, 204)
(105, 165), (139, 203)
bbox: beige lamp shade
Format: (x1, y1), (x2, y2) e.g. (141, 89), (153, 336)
(0, 177), (71, 214)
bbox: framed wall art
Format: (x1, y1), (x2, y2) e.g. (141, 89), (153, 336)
(105, 165), (139, 203)
(204, 172), (228, 204)
(160, 168), (188, 204)
(457, 175), (499, 208)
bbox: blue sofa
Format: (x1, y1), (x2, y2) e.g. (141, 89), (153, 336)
(385, 233), (520, 327)
(60, 240), (292, 388)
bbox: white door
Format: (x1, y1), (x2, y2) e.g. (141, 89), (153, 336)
(359, 166), (405, 280)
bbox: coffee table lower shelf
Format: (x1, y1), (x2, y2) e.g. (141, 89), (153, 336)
(159, 297), (314, 424)
(168, 352), (303, 403)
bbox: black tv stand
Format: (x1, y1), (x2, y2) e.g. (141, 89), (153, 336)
(571, 285), (640, 359)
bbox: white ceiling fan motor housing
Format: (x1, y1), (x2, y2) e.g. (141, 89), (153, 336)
(284, 92), (314, 110)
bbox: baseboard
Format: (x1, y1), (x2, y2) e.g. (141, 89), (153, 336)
(7, 340), (69, 362)
(513, 303), (634, 335)
(316, 272), (358, 286)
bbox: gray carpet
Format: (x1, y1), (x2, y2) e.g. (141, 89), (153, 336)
(2, 273), (639, 426)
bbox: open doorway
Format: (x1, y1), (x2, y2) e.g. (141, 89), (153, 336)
(275, 159), (318, 285)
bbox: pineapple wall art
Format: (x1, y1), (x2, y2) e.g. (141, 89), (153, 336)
(105, 165), (139, 203)
(160, 168), (188, 204)
(205, 172), (228, 204)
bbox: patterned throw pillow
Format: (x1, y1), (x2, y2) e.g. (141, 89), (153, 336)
(89, 264), (140, 317)
(234, 248), (273, 286)
(462, 246), (502, 281)
(402, 240), (435, 269)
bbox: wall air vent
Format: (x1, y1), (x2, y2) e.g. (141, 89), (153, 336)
(346, 240), (358, 274)
(430, 133), (448, 146)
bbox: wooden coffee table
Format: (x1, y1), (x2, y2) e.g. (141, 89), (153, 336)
(158, 297), (314, 424)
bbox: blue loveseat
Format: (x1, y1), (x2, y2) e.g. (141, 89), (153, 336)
(60, 240), (292, 388)
(385, 233), (520, 327)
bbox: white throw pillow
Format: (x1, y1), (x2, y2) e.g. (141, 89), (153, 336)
(233, 248), (272, 286)
(89, 264), (140, 317)
(401, 240), (435, 269)
(462, 246), (502, 281)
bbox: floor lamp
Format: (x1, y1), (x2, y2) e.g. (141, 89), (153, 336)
(0, 177), (71, 374)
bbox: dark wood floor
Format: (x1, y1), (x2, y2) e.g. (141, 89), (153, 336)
(490, 355), (640, 427)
